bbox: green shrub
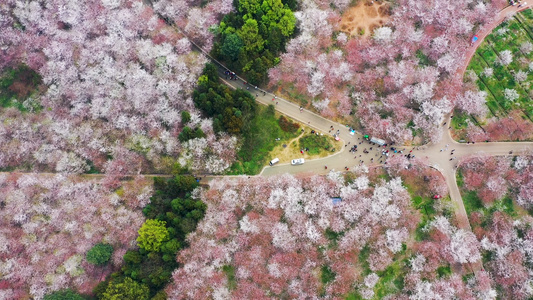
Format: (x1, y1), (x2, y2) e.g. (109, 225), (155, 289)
(278, 115), (299, 133)
(86, 243), (114, 265)
(299, 134), (332, 155)
(0, 64), (42, 111)
(181, 111), (191, 124)
(320, 265), (336, 285)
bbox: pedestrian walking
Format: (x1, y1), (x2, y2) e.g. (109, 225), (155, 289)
(276, 101), (278, 105)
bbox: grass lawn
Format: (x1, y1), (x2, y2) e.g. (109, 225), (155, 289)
(458, 11), (533, 136)
(268, 126), (342, 164)
(227, 105), (300, 175)
(462, 190), (483, 216)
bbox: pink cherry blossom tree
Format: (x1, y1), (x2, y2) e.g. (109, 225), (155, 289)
(0, 173), (150, 298)
(166, 173), (419, 298)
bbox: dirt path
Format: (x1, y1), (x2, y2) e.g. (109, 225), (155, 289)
(340, 0), (391, 38)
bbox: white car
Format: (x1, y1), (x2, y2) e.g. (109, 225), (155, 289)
(291, 158), (305, 165)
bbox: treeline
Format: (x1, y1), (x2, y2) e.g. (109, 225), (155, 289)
(212, 0), (297, 85)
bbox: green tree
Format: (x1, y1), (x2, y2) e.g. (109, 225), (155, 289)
(151, 291), (167, 300)
(44, 289), (85, 300)
(101, 277), (149, 300)
(180, 111), (191, 124)
(178, 127), (205, 142)
(86, 243), (114, 265)
(123, 250), (142, 264)
(221, 33), (243, 61)
(276, 10), (296, 37)
(160, 238), (181, 254)
(136, 219), (170, 252)
(238, 0), (262, 16)
(178, 126), (192, 142)
(238, 19), (264, 53)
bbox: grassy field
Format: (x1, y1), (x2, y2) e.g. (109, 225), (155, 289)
(457, 10), (533, 138)
(227, 105), (300, 175)
(268, 128), (342, 165)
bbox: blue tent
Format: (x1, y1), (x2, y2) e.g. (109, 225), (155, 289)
(471, 35), (479, 43)
(331, 197), (342, 205)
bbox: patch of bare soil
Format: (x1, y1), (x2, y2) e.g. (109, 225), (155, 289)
(340, 0), (391, 38)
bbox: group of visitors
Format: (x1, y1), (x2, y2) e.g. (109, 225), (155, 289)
(510, 0), (527, 7)
(224, 70), (237, 80)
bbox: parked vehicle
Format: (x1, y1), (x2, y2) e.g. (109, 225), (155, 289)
(291, 158), (305, 165)
(269, 158), (280, 166)
(370, 137), (386, 146)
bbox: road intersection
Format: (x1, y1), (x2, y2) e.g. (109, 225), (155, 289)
(202, 4), (533, 274)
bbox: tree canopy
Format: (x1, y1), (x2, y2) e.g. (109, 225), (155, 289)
(86, 243), (114, 265)
(101, 278), (149, 300)
(193, 63), (257, 134)
(213, 0), (296, 84)
(136, 219), (170, 252)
